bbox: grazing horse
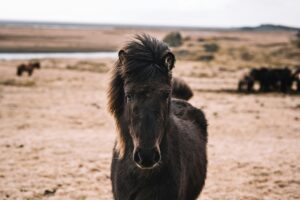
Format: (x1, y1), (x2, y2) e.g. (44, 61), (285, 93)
(250, 67), (293, 93)
(17, 62), (40, 76)
(108, 34), (207, 200)
(172, 77), (194, 100)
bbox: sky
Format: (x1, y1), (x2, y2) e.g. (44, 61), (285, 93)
(0, 0), (299, 27)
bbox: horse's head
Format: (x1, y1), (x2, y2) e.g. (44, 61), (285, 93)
(108, 34), (175, 169)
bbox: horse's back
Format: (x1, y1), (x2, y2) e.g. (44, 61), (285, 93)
(171, 98), (207, 139)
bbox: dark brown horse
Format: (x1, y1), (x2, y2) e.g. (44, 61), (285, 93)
(108, 34), (207, 200)
(17, 62), (40, 76)
(247, 67), (293, 93)
(172, 77), (194, 100)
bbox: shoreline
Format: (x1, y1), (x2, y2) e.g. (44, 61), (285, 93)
(0, 49), (116, 53)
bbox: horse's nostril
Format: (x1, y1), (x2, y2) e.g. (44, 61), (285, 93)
(153, 150), (161, 163)
(133, 151), (142, 164)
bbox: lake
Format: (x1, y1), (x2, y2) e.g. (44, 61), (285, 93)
(0, 52), (117, 60)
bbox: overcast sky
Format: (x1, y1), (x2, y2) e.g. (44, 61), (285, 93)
(0, 0), (299, 27)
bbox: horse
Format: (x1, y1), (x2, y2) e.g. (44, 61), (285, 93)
(250, 67), (293, 93)
(17, 62), (40, 76)
(172, 77), (194, 100)
(108, 34), (207, 200)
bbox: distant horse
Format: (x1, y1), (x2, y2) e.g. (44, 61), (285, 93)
(17, 62), (40, 76)
(172, 77), (194, 100)
(108, 34), (207, 200)
(250, 67), (293, 93)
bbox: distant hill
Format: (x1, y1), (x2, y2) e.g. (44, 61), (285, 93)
(240, 24), (300, 32)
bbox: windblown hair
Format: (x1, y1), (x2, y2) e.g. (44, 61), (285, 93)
(108, 34), (174, 157)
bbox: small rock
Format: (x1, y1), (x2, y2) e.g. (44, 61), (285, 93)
(163, 32), (183, 47)
(43, 188), (56, 196)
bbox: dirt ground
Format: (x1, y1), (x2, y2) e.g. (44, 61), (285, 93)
(0, 57), (299, 200)
(0, 29), (300, 200)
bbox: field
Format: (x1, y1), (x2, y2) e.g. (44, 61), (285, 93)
(0, 27), (300, 200)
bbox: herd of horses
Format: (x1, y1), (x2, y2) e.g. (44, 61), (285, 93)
(238, 67), (300, 93)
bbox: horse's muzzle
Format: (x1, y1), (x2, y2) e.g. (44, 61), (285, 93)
(133, 147), (161, 169)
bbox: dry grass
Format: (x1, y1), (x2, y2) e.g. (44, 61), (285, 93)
(0, 79), (36, 87)
(66, 62), (109, 73)
(170, 31), (300, 68)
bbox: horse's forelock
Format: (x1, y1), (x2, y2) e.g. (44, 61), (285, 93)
(122, 34), (172, 77)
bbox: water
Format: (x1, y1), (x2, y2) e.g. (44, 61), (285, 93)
(0, 52), (117, 60)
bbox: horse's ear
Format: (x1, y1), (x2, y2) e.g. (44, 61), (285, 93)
(163, 52), (175, 70)
(118, 50), (126, 65)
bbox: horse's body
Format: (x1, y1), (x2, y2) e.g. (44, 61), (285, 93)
(271, 68), (293, 92)
(108, 35), (207, 200)
(249, 67), (293, 93)
(17, 62), (40, 76)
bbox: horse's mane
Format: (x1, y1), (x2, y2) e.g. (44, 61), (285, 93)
(172, 77), (194, 100)
(108, 34), (174, 157)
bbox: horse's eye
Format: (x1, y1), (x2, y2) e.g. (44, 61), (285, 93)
(126, 94), (134, 102)
(161, 92), (170, 100)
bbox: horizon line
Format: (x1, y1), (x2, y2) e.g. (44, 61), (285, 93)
(0, 19), (299, 30)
